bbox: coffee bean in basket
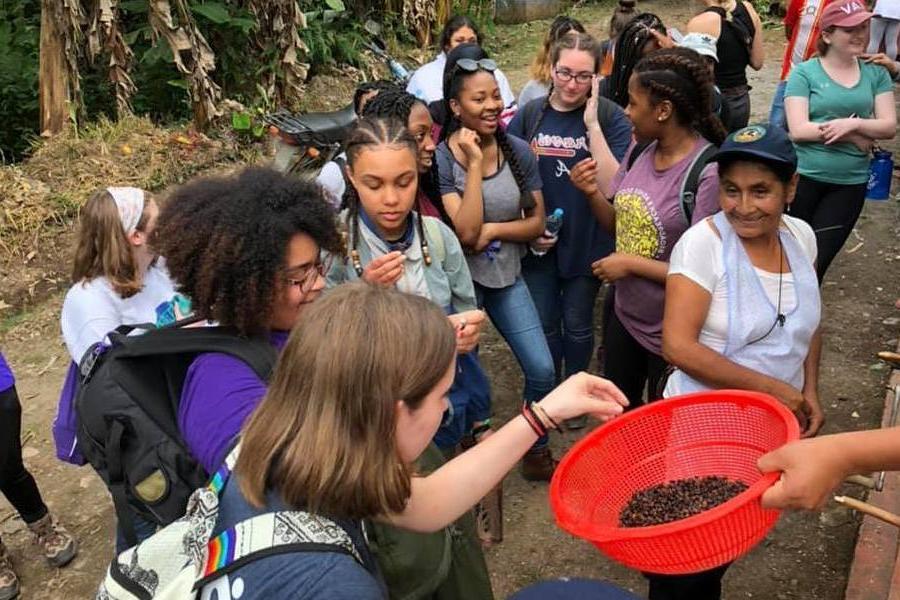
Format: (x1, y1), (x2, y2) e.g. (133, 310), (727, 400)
(619, 476), (749, 528)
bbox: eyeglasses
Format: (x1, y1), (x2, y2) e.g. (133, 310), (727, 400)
(282, 256), (332, 294)
(553, 68), (593, 84)
(453, 58), (498, 73)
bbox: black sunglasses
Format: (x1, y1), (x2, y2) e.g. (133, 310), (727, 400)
(453, 58), (498, 74)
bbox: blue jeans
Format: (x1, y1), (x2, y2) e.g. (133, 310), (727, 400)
(522, 254), (601, 382)
(769, 80), (788, 130)
(433, 349), (492, 450)
(475, 277), (555, 448)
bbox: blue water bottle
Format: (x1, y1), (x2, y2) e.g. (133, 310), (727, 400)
(531, 208), (565, 257)
(866, 149), (894, 201)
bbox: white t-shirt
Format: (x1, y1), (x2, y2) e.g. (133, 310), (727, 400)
(61, 262), (188, 362)
(874, 0), (900, 20)
(667, 214), (817, 355)
(406, 53), (517, 109)
(316, 152), (347, 211)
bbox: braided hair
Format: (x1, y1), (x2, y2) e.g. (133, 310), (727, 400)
(361, 89), (448, 223)
(604, 13), (666, 108)
(343, 116), (434, 275)
(529, 16), (586, 84)
(441, 55), (533, 205)
(361, 88), (422, 122)
(632, 47), (728, 145)
(353, 80), (400, 116)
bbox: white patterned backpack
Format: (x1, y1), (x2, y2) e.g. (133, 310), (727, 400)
(97, 446), (366, 599)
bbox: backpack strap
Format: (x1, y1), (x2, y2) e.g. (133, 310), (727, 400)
(421, 216), (446, 265)
(625, 141), (652, 172)
(678, 143), (718, 226)
(106, 418), (139, 548)
(597, 96), (616, 135)
(110, 327), (278, 382)
(521, 97), (547, 144)
(192, 511), (365, 590)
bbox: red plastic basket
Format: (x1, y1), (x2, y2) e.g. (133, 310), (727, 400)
(549, 390), (800, 575)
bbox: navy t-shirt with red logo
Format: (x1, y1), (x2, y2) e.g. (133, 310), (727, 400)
(507, 99), (632, 278)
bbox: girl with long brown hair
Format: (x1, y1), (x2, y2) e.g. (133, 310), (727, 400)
(197, 282), (626, 599)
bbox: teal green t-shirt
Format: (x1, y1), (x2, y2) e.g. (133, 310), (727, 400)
(785, 58), (893, 184)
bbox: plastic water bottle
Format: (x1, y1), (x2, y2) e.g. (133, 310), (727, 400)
(866, 149), (894, 201)
(389, 58), (410, 82)
(484, 239), (501, 261)
(531, 208), (565, 257)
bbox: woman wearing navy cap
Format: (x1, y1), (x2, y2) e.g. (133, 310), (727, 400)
(659, 124), (824, 599)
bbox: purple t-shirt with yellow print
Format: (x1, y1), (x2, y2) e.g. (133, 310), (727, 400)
(609, 139), (720, 356)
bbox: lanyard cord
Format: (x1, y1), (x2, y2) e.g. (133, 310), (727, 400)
(748, 235), (785, 346)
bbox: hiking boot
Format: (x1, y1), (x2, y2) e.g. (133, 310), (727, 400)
(473, 483), (503, 547)
(27, 514), (77, 568)
(0, 541), (19, 600)
(521, 446), (558, 482)
(564, 415), (588, 430)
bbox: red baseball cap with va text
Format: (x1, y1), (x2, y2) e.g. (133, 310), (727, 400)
(820, 0), (874, 29)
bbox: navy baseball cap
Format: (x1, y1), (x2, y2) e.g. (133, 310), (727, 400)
(712, 124), (797, 170)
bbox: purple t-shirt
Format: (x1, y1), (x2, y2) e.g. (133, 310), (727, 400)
(178, 331), (289, 473)
(610, 139), (720, 355)
(0, 352), (14, 393)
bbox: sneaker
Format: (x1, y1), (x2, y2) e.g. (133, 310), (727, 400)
(0, 541), (19, 600)
(27, 514), (77, 568)
(521, 446), (558, 482)
(564, 415), (588, 430)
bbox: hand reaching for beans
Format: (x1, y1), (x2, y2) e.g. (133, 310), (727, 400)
(363, 251), (404, 287)
(448, 309), (486, 354)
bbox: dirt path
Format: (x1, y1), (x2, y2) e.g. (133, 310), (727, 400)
(0, 1), (898, 598)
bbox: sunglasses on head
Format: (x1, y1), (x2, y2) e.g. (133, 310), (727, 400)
(453, 58), (498, 73)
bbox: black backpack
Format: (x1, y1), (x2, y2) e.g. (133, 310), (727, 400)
(74, 320), (277, 547)
(625, 141), (719, 226)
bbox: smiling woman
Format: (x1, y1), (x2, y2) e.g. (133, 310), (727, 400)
(435, 51), (560, 481)
(507, 31), (633, 427)
(784, 0), (897, 283)
(659, 123), (823, 600)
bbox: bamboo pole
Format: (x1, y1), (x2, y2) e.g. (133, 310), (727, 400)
(834, 495), (900, 528)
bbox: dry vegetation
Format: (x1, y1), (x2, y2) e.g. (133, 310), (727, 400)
(0, 115), (251, 316)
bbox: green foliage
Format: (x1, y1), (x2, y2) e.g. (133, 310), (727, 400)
(231, 84), (274, 140)
(0, 0), (40, 162)
(300, 0), (369, 72)
(453, 0), (497, 44)
(0, 0), (408, 162)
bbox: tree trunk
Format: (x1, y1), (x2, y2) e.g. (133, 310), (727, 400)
(39, 0), (70, 136)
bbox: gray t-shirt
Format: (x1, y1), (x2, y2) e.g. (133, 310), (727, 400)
(518, 79), (549, 108)
(435, 134), (542, 289)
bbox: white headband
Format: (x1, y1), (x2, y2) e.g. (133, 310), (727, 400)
(107, 187), (145, 235)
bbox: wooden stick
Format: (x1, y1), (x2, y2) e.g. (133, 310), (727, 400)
(878, 351), (900, 367)
(834, 496), (900, 528)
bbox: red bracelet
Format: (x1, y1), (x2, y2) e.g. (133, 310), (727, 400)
(521, 404), (547, 437)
